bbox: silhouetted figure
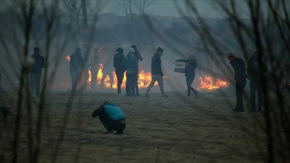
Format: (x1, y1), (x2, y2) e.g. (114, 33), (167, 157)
(131, 45), (143, 96)
(70, 48), (83, 92)
(247, 52), (267, 112)
(81, 44), (90, 90)
(113, 48), (125, 95)
(228, 53), (247, 112)
(90, 47), (99, 90)
(29, 47), (45, 98)
(145, 47), (168, 98)
(123, 48), (138, 96)
(92, 101), (126, 135)
(184, 55), (198, 97)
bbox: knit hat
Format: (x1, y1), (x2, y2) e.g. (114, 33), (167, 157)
(129, 48), (135, 53)
(34, 47), (40, 53)
(116, 47), (123, 54)
(131, 45), (137, 51)
(157, 47), (164, 53)
(228, 53), (236, 61)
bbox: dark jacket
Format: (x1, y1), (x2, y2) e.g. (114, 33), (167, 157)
(229, 57), (247, 80)
(184, 59), (197, 77)
(247, 57), (267, 84)
(151, 53), (163, 76)
(134, 50), (143, 72)
(113, 53), (125, 74)
(70, 52), (83, 72)
(29, 53), (45, 74)
(122, 53), (138, 73)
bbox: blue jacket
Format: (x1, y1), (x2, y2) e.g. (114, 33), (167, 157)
(29, 53), (45, 74)
(92, 102), (125, 120)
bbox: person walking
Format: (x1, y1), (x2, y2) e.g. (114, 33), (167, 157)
(70, 48), (83, 92)
(184, 54), (198, 97)
(29, 47), (45, 98)
(145, 47), (168, 98)
(92, 101), (126, 135)
(228, 53), (247, 112)
(122, 48), (138, 96)
(131, 45), (143, 96)
(113, 48), (125, 95)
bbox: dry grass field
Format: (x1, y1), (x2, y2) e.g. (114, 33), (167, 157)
(0, 90), (269, 163)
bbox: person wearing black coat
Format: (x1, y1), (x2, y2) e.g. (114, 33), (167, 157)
(131, 45), (143, 96)
(29, 47), (46, 97)
(113, 48), (125, 95)
(70, 47), (83, 92)
(184, 55), (198, 97)
(228, 53), (247, 112)
(122, 48), (138, 96)
(247, 52), (267, 112)
(145, 47), (168, 98)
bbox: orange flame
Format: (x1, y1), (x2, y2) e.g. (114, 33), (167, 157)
(197, 75), (229, 90)
(86, 64), (159, 89)
(66, 55), (70, 61)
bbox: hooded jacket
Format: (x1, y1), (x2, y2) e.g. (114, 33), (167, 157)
(91, 102), (125, 120)
(151, 53), (163, 76)
(113, 53), (125, 74)
(184, 59), (197, 77)
(122, 52), (138, 73)
(29, 53), (45, 74)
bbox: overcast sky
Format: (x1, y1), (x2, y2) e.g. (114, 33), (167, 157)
(98, 0), (222, 18)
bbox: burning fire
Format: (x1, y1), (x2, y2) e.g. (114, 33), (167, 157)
(197, 75), (229, 90)
(66, 55), (70, 61)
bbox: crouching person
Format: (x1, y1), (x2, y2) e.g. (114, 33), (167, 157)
(92, 101), (126, 135)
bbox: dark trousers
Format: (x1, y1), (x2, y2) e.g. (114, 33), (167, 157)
(135, 74), (139, 95)
(250, 80), (262, 111)
(146, 75), (165, 95)
(235, 79), (246, 111)
(186, 75), (197, 96)
(99, 115), (126, 133)
(29, 73), (42, 97)
(116, 72), (124, 93)
(126, 72), (136, 96)
(70, 70), (79, 92)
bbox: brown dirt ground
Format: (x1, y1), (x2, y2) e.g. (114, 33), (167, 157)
(0, 90), (269, 163)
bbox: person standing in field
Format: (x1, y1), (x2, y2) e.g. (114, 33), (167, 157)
(228, 53), (247, 112)
(145, 47), (168, 98)
(70, 48), (83, 92)
(247, 52), (267, 112)
(123, 48), (138, 97)
(29, 47), (45, 98)
(184, 54), (198, 97)
(113, 47), (125, 95)
(131, 45), (143, 96)
(92, 101), (126, 135)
